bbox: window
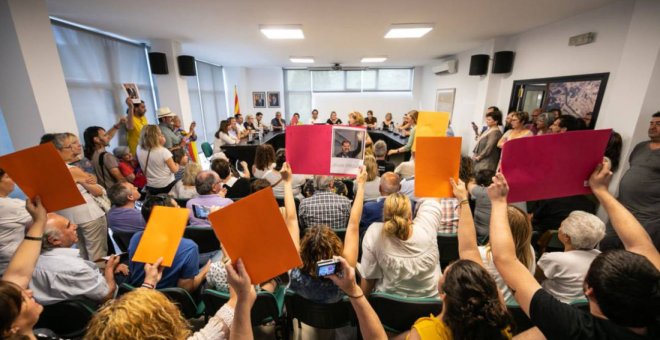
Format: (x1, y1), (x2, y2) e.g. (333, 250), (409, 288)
(51, 21), (157, 150)
(284, 69), (311, 122)
(188, 61), (228, 143)
(291, 68), (413, 93)
(0, 105), (14, 156)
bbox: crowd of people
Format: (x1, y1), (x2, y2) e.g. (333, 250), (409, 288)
(0, 95), (658, 340)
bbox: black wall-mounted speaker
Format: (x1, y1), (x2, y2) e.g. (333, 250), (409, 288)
(148, 52), (168, 75)
(177, 55), (197, 76)
(469, 54), (489, 76)
(492, 51), (515, 74)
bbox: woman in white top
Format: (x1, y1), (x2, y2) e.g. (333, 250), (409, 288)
(213, 120), (239, 153)
(254, 147), (307, 198)
(451, 178), (535, 303)
(353, 155), (380, 201)
(360, 193), (442, 298)
(537, 211), (605, 303)
(53, 133), (108, 262)
(170, 162), (201, 200)
(137, 125), (180, 195)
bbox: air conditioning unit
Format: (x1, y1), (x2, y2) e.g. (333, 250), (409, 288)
(432, 59), (458, 75)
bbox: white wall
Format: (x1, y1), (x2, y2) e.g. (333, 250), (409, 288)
(245, 67), (284, 123)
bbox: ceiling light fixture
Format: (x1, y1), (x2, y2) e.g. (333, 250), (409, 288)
(260, 25), (304, 39)
(290, 57), (314, 63)
(361, 57), (387, 63)
(385, 24), (433, 39)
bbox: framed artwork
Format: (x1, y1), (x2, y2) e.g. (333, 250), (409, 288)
(267, 91), (280, 108)
(435, 88), (456, 117)
(252, 92), (266, 108)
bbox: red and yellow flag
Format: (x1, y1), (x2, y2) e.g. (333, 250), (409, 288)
(233, 85), (240, 115)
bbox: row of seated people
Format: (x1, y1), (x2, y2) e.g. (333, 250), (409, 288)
(1, 159), (657, 339)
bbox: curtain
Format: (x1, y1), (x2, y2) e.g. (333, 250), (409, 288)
(51, 23), (156, 150)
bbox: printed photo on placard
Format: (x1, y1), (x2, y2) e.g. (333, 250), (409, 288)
(330, 126), (365, 175)
(122, 83), (141, 104)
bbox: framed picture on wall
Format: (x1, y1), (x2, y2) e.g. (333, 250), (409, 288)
(267, 91), (280, 108)
(435, 88), (456, 118)
(253, 92), (266, 108)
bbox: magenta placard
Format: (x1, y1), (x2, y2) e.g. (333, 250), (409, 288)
(501, 129), (612, 203)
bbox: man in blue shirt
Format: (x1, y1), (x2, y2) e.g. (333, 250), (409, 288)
(271, 111), (286, 131)
(106, 182), (145, 233)
(127, 194), (210, 293)
(359, 172), (401, 238)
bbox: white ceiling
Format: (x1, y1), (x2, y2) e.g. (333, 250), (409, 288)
(46, 0), (617, 68)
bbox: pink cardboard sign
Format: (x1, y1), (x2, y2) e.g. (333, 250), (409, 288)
(286, 125), (363, 177)
(500, 129), (612, 203)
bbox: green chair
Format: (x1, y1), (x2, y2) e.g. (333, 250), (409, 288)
(437, 233), (459, 271)
(159, 287), (205, 319)
(570, 298), (590, 312)
(184, 225), (221, 253)
(202, 287), (287, 339)
(334, 228), (347, 241)
(201, 142), (213, 158)
(117, 282), (136, 297)
(538, 230), (563, 255)
(34, 298), (98, 339)
(368, 292), (442, 333)
(284, 290), (355, 330)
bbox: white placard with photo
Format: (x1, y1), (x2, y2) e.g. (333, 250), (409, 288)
(123, 83), (141, 104)
(330, 126), (365, 176)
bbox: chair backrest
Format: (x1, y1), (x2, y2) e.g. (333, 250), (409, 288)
(506, 301), (533, 335)
(368, 292), (443, 333)
(184, 226), (221, 253)
(334, 228), (346, 241)
(201, 142), (213, 158)
(175, 198), (190, 209)
(569, 298), (590, 312)
(437, 233), (459, 271)
(538, 230), (563, 255)
(34, 299), (98, 338)
(159, 287), (202, 319)
(284, 290), (354, 329)
(202, 288), (285, 326)
(112, 231), (136, 253)
(117, 283), (136, 297)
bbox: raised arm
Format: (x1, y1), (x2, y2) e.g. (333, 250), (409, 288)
(227, 259), (257, 340)
(125, 97), (135, 131)
(1, 197), (47, 288)
(589, 160), (660, 269)
(329, 256), (387, 340)
(343, 167), (367, 267)
(488, 174), (541, 316)
(280, 163), (300, 252)
(451, 178), (483, 266)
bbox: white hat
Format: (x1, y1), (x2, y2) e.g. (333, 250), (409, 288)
(157, 107), (176, 118)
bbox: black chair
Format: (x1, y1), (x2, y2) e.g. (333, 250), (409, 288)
(112, 231), (136, 253)
(184, 226), (221, 253)
(159, 287), (205, 319)
(437, 233), (459, 271)
(34, 298), (98, 338)
(275, 196), (300, 211)
(117, 282), (136, 297)
(203, 288), (287, 339)
(334, 228), (346, 241)
(284, 290), (355, 330)
(174, 198), (190, 208)
(507, 301), (533, 335)
(368, 292), (443, 334)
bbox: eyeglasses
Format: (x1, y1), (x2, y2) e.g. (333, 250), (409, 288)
(60, 145), (74, 150)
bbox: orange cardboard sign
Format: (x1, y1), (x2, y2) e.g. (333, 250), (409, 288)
(208, 187), (302, 284)
(412, 111), (450, 151)
(132, 206), (190, 267)
(415, 136), (462, 197)
(0, 143), (85, 212)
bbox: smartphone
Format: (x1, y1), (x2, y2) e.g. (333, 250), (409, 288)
(316, 259), (341, 277)
(192, 204), (210, 219)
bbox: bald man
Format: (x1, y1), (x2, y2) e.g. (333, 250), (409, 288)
(359, 172), (402, 236)
(29, 213), (125, 305)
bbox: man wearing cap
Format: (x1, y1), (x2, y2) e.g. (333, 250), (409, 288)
(157, 107), (183, 150)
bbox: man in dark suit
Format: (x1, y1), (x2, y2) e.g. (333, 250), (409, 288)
(335, 140), (362, 158)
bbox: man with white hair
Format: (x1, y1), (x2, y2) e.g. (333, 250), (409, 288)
(29, 214), (125, 305)
(536, 210), (606, 302)
(186, 170), (233, 226)
(298, 175), (351, 230)
(373, 140), (395, 176)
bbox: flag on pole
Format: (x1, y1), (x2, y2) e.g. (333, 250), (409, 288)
(233, 85), (240, 115)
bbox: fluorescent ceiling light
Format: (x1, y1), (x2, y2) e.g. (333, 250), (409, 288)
(290, 57), (314, 63)
(385, 24), (433, 39)
(260, 25), (304, 39)
(361, 57), (387, 63)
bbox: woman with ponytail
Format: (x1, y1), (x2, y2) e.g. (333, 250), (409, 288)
(360, 193), (443, 298)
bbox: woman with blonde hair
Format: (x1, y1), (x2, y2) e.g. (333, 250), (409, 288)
(137, 125), (180, 195)
(85, 258), (257, 340)
(360, 193), (443, 298)
(497, 111), (533, 148)
(169, 161), (201, 199)
(349, 111), (366, 126)
(388, 110), (419, 156)
(353, 155), (380, 201)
